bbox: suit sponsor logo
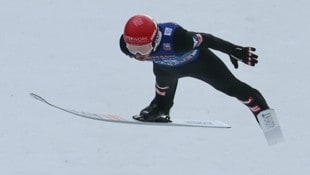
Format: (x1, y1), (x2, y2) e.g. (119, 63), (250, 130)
(163, 43), (171, 50)
(164, 27), (173, 36)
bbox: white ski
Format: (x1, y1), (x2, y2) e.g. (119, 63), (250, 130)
(30, 93), (231, 128)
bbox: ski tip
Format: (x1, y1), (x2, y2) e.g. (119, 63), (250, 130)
(29, 93), (47, 103)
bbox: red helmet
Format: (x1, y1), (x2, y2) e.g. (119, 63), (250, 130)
(123, 14), (157, 45)
(123, 15), (158, 55)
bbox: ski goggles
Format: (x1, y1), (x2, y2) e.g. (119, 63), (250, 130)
(126, 42), (154, 56)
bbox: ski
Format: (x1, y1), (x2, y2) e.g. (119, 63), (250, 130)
(30, 93), (231, 128)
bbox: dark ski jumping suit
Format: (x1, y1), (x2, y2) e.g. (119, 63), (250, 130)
(120, 22), (269, 122)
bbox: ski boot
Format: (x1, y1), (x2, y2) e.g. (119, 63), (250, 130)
(133, 103), (171, 123)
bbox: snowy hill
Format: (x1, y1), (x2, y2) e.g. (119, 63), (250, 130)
(1, 0), (310, 174)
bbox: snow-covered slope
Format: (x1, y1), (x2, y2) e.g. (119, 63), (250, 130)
(1, 0), (309, 174)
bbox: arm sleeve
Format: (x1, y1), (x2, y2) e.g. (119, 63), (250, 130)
(201, 33), (238, 54)
(173, 27), (238, 55)
(173, 27), (196, 54)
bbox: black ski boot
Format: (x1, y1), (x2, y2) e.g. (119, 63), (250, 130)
(133, 103), (171, 122)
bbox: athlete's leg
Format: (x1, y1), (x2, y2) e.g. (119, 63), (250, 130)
(190, 49), (269, 117)
(151, 64), (179, 114)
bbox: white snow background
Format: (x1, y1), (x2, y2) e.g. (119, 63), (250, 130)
(1, 0), (309, 174)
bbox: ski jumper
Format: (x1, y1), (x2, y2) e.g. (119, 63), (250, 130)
(120, 22), (269, 118)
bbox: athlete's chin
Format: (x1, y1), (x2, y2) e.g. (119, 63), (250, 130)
(135, 55), (150, 61)
(135, 57), (146, 61)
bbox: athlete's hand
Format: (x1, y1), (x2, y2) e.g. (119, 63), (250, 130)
(229, 47), (258, 69)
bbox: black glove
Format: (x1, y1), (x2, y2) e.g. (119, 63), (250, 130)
(229, 47), (258, 69)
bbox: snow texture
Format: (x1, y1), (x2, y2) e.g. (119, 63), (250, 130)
(1, 0), (309, 174)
